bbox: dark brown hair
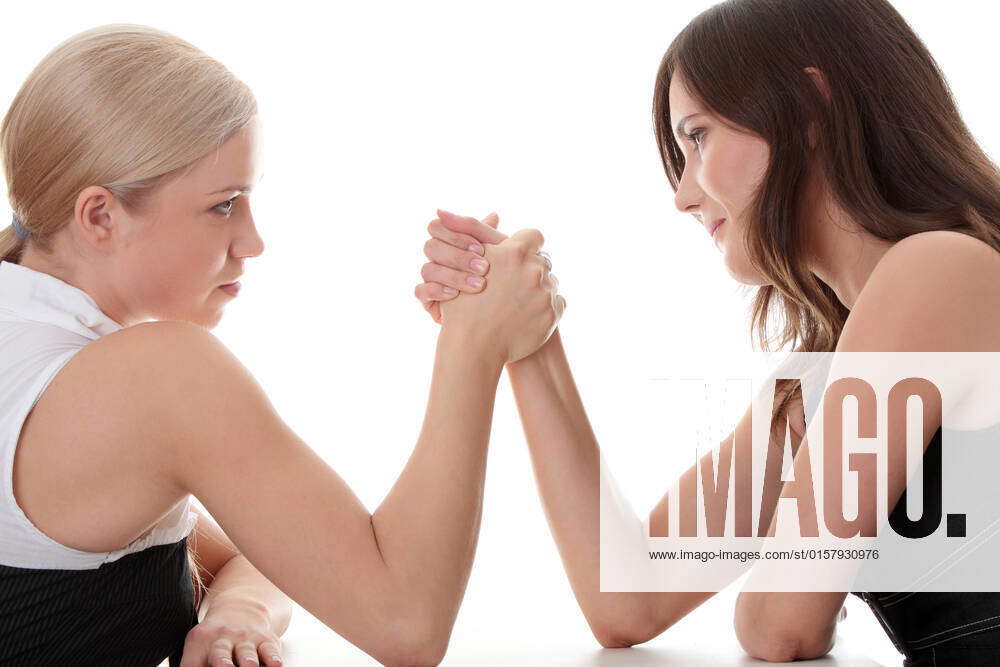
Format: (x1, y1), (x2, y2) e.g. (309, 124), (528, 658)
(653, 0), (1000, 357)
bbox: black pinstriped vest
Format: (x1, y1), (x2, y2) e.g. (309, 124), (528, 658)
(851, 426), (1000, 663)
(0, 535), (198, 666)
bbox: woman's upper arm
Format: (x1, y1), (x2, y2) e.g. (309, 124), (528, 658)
(119, 321), (414, 658)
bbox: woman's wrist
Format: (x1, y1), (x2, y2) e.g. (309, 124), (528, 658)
(438, 321), (506, 372)
(508, 327), (563, 374)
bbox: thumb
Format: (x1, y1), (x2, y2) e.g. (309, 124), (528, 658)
(436, 208), (508, 244)
(482, 212), (500, 230)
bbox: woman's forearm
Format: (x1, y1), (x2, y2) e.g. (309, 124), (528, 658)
(506, 329), (711, 646)
(199, 554), (294, 634)
(369, 325), (503, 649)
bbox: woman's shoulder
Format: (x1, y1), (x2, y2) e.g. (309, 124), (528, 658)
(48, 319), (260, 462)
(76, 320), (246, 392)
(15, 321), (225, 554)
(866, 229), (1000, 297)
(77, 315), (263, 409)
(42, 316), (281, 494)
(91, 319), (228, 359)
(880, 229), (1000, 265)
(843, 230), (1000, 352)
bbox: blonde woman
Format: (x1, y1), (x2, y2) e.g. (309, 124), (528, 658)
(0, 24), (563, 667)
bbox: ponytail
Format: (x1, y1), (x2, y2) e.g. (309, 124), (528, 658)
(0, 222), (25, 264)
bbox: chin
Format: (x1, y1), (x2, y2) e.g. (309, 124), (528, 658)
(722, 255), (770, 286)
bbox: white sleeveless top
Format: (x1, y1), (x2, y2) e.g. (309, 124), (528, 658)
(0, 260), (196, 570)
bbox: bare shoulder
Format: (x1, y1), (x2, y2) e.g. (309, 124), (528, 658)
(14, 320), (247, 553)
(841, 230), (1000, 352)
(86, 319), (242, 375)
(66, 319), (262, 438)
(83, 319), (282, 464)
(878, 229), (1000, 269)
(86, 319), (267, 400)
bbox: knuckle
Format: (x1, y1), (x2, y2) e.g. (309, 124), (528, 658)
(484, 244), (504, 264)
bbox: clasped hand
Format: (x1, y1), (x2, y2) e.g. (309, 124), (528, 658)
(414, 209), (565, 364)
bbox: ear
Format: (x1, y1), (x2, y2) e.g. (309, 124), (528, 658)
(803, 67), (831, 150)
(73, 185), (118, 248)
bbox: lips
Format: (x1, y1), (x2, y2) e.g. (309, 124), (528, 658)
(709, 218), (726, 236)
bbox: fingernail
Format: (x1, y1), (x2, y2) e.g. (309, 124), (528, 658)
(467, 243), (483, 255)
(470, 259), (488, 274)
(272, 657), (282, 664)
(443, 286), (457, 295)
(466, 276), (484, 288)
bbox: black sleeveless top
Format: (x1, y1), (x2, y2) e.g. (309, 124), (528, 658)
(0, 535), (198, 666)
(852, 426), (1000, 665)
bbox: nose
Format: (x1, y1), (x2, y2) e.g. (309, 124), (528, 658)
(673, 164), (703, 216)
(233, 213), (265, 260)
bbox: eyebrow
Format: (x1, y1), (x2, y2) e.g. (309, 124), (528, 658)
(207, 172), (265, 196)
(208, 185), (252, 196)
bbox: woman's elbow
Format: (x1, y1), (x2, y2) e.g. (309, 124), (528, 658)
(588, 610), (670, 649)
(736, 630), (835, 662)
(376, 630), (449, 667)
(373, 610), (452, 667)
(733, 594), (836, 661)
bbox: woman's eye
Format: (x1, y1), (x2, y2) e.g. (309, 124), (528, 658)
(214, 198), (235, 215)
(686, 129), (706, 150)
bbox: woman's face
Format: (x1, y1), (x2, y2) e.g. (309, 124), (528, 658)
(669, 71), (770, 286)
(82, 117), (265, 329)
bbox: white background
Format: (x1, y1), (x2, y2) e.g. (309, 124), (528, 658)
(4, 1), (999, 664)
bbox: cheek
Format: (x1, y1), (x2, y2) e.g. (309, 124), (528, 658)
(703, 133), (769, 218)
(702, 134), (771, 287)
(124, 222), (221, 295)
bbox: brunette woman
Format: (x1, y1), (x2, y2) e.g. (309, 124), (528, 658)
(415, 1), (1000, 664)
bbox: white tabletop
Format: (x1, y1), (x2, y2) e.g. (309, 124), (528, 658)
(276, 586), (899, 666)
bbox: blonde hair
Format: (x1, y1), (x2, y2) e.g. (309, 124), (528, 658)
(1, 23), (258, 265)
(0, 23), (259, 610)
